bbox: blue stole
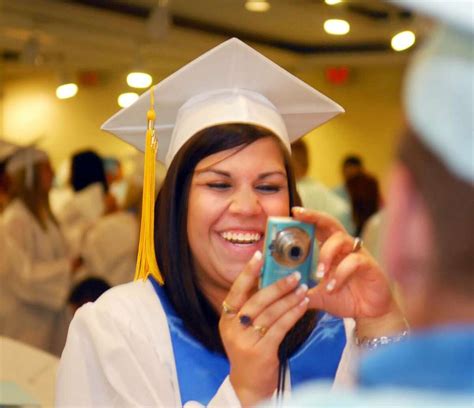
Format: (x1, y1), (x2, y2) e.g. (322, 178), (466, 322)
(150, 278), (346, 405)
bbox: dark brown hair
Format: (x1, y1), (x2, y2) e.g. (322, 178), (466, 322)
(71, 150), (108, 193)
(398, 128), (474, 296)
(346, 173), (381, 237)
(154, 123), (316, 354)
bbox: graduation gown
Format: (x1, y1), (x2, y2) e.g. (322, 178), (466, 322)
(56, 280), (357, 407)
(77, 211), (139, 286)
(56, 183), (105, 257)
(0, 200), (72, 353)
(297, 177), (355, 235)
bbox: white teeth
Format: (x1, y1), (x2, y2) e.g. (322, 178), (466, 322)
(221, 231), (261, 244)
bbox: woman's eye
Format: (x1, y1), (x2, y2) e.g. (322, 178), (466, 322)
(256, 185), (282, 193)
(207, 182), (231, 190)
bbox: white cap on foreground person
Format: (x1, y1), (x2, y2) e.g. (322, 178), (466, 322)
(277, 1), (474, 406)
(56, 37), (408, 407)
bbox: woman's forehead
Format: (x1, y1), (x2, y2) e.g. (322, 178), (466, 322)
(195, 137), (286, 172)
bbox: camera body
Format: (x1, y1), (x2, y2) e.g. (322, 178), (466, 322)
(260, 216), (315, 288)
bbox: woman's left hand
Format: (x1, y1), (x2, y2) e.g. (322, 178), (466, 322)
(292, 207), (407, 337)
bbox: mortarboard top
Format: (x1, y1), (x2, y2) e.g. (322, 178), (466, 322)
(101, 37), (344, 169)
(391, 1), (474, 183)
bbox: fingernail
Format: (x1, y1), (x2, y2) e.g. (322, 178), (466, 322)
(326, 278), (336, 292)
(299, 297), (309, 307)
(296, 284), (308, 296)
(253, 250), (262, 261)
(292, 206), (305, 214)
(316, 264), (325, 279)
(287, 271), (301, 283)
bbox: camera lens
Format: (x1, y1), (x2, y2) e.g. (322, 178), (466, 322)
(271, 227), (311, 267)
(289, 246), (302, 260)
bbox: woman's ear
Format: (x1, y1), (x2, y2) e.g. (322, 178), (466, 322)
(382, 162), (435, 314)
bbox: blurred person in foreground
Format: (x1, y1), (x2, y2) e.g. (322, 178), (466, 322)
(278, 1), (474, 406)
(292, 139), (355, 235)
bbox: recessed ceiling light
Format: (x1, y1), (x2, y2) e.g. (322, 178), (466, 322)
(118, 92), (139, 108)
(127, 72), (153, 88)
(391, 30), (416, 51)
(325, 0), (342, 5)
(245, 0), (271, 13)
(324, 19), (350, 35)
(56, 83), (78, 99)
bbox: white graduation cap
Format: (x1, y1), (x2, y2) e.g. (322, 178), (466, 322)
(391, 0), (474, 35)
(4, 145), (48, 189)
(102, 37), (344, 169)
(391, 1), (474, 183)
(5, 146), (48, 175)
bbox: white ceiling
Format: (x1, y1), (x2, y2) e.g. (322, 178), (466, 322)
(0, 0), (434, 80)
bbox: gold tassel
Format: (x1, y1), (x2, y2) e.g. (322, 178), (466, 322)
(134, 86), (164, 284)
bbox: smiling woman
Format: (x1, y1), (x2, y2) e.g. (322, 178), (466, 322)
(156, 124), (304, 354)
(56, 38), (407, 407)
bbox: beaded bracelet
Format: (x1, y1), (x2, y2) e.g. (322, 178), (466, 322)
(355, 330), (409, 351)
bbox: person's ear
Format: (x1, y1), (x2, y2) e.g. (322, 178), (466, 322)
(382, 162), (435, 294)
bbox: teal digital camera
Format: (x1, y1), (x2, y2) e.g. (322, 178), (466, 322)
(260, 216), (315, 288)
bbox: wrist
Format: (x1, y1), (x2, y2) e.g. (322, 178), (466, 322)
(355, 329), (409, 351)
(229, 374), (271, 407)
(355, 301), (408, 340)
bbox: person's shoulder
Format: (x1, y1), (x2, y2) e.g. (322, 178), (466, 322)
(286, 383), (473, 408)
(2, 199), (27, 217)
(74, 280), (165, 333)
(92, 280), (159, 312)
(89, 210), (139, 237)
(69, 280), (172, 358)
(1, 200), (34, 226)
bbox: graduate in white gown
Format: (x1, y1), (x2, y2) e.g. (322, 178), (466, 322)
(0, 147), (78, 354)
(291, 140), (355, 235)
(57, 150), (139, 286)
(56, 39), (407, 407)
(55, 150), (111, 257)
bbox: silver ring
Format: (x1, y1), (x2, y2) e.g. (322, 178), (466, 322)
(352, 237), (363, 253)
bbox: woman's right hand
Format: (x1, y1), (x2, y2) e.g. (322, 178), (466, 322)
(218, 250), (309, 407)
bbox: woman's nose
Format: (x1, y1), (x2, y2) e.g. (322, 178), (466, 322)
(228, 187), (262, 216)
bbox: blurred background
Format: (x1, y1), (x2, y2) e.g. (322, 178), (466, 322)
(0, 0), (433, 192)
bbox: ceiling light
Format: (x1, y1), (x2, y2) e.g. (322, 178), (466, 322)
(127, 72), (153, 89)
(325, 0), (342, 5)
(391, 30), (416, 52)
(118, 92), (139, 108)
(245, 0), (271, 13)
(56, 83), (78, 100)
(324, 19), (350, 35)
